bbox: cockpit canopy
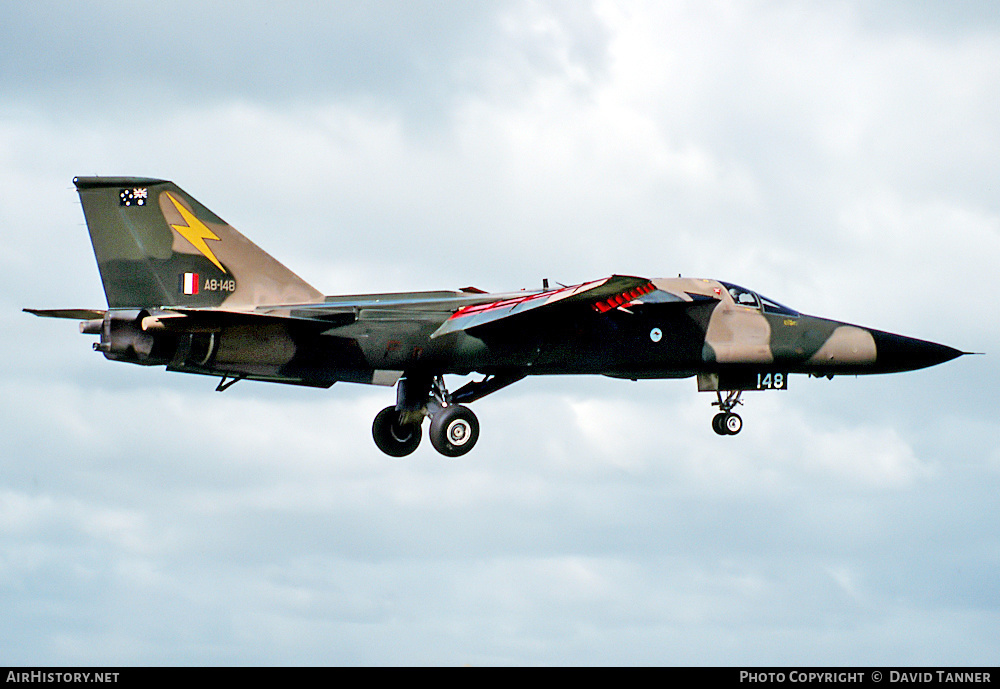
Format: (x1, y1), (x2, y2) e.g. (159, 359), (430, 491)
(720, 282), (799, 317)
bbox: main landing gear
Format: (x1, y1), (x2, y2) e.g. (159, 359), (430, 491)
(711, 390), (743, 436)
(373, 403), (479, 457)
(371, 372), (523, 457)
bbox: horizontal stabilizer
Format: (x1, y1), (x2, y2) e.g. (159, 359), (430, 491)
(138, 307), (338, 333)
(24, 308), (107, 320)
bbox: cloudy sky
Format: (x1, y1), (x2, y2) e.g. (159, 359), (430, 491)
(2, 0), (998, 666)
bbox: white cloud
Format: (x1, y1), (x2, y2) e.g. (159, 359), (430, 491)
(2, 0), (999, 666)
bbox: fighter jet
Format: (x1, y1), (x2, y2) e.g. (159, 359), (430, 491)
(26, 177), (967, 456)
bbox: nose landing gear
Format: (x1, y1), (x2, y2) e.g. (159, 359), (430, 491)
(711, 390), (743, 436)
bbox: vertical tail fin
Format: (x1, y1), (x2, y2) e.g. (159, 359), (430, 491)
(75, 176), (322, 309)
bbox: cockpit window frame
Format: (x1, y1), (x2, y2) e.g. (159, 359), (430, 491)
(758, 295), (800, 318)
(719, 282), (800, 318)
(721, 282), (761, 310)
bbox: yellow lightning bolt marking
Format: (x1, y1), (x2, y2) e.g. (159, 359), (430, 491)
(165, 192), (226, 273)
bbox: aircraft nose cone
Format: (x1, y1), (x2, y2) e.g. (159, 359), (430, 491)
(870, 329), (964, 373)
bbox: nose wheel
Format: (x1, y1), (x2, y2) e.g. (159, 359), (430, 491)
(712, 411), (743, 435)
(711, 390), (743, 436)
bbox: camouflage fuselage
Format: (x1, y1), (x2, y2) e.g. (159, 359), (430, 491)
(108, 276), (956, 392)
(38, 178), (961, 396)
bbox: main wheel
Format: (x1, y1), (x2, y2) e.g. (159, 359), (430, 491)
(429, 405), (480, 457)
(724, 413), (743, 435)
(372, 406), (422, 457)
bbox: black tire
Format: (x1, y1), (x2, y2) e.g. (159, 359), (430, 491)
(429, 405), (480, 457)
(372, 406), (422, 457)
(724, 413), (743, 435)
(712, 413), (728, 436)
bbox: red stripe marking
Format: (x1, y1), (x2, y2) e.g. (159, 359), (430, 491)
(590, 280), (656, 312)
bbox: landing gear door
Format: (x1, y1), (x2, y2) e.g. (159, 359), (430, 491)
(698, 370), (789, 391)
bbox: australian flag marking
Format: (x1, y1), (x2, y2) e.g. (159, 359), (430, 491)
(119, 188), (148, 207)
